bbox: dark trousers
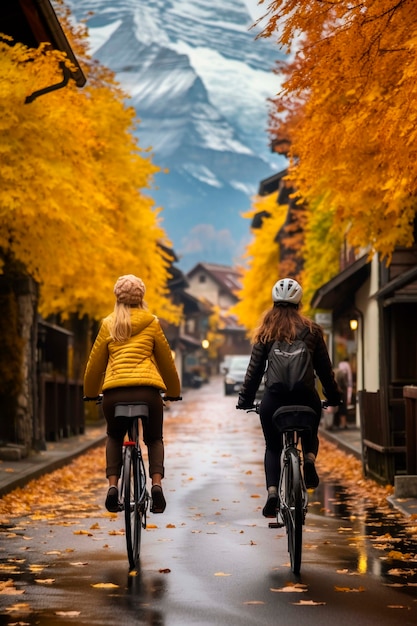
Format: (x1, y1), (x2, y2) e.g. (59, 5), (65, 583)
(259, 388), (321, 489)
(102, 386), (164, 479)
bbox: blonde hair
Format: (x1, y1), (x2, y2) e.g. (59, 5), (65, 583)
(110, 275), (146, 342)
(252, 304), (313, 344)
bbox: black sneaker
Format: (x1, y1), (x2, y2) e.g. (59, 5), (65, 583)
(304, 460), (319, 489)
(262, 494), (278, 518)
(105, 486), (119, 512)
(150, 485), (166, 514)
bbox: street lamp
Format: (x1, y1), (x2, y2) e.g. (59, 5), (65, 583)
(201, 339), (209, 350)
(349, 318), (358, 331)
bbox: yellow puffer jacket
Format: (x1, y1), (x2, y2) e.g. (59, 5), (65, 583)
(83, 309), (181, 398)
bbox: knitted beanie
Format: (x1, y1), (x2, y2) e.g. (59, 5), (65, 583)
(113, 274), (146, 305)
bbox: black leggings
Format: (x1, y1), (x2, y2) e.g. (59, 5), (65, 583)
(259, 389), (321, 489)
(102, 386), (164, 479)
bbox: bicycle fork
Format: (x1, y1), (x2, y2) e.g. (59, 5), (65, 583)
(272, 438), (308, 529)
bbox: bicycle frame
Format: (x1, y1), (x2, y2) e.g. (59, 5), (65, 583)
(115, 402), (150, 571)
(279, 429), (308, 523)
(270, 404), (316, 575)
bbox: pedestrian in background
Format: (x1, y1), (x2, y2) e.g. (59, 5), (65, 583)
(236, 278), (341, 517)
(333, 366), (348, 429)
(83, 274), (181, 514)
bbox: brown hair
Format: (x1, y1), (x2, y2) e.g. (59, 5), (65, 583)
(252, 304), (313, 344)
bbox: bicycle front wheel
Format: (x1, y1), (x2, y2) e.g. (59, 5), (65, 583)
(284, 448), (303, 575)
(123, 445), (140, 570)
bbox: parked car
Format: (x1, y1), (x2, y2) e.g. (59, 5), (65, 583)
(223, 355), (251, 395)
(223, 354), (266, 397)
(220, 355), (238, 375)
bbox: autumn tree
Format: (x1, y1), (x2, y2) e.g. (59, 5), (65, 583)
(232, 195), (288, 331)
(0, 3), (180, 449)
(205, 306), (225, 361)
(252, 0), (417, 312)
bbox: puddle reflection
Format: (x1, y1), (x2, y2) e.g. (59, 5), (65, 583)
(308, 481), (417, 595)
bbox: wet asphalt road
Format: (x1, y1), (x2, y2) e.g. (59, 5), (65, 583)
(0, 377), (416, 625)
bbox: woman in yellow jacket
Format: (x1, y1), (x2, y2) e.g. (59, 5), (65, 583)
(84, 274), (181, 514)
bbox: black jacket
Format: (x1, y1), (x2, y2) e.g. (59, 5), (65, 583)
(237, 322), (341, 408)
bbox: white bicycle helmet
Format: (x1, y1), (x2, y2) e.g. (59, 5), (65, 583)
(272, 278), (303, 304)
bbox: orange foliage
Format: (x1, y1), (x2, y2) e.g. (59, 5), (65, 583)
(260, 0), (417, 265)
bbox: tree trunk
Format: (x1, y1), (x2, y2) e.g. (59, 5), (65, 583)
(0, 270), (40, 454)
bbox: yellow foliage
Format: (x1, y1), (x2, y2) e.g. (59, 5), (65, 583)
(0, 11), (180, 324)
(300, 194), (344, 314)
(232, 195), (288, 333)
(206, 306), (225, 359)
(261, 0), (417, 275)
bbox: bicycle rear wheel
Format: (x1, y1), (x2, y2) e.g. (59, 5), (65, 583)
(284, 448), (303, 575)
(123, 445), (140, 570)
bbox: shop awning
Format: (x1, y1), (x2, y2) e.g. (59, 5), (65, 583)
(310, 255), (371, 311)
(371, 265), (417, 304)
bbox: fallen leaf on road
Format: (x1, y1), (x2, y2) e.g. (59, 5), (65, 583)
(159, 568), (171, 574)
(292, 600), (326, 605)
(270, 583), (307, 593)
(55, 611), (81, 617)
(73, 530), (92, 536)
(214, 572), (231, 577)
(166, 523), (176, 528)
(244, 600), (264, 605)
(34, 578), (55, 584)
(0, 580), (25, 595)
(385, 550), (413, 561)
(334, 586), (365, 592)
(5, 602), (31, 612)
(91, 582), (119, 589)
(387, 568), (414, 576)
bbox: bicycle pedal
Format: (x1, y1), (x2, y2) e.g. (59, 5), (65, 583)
(268, 521), (285, 528)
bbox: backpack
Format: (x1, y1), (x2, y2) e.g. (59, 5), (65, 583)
(265, 327), (315, 394)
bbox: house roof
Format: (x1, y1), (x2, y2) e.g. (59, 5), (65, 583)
(258, 169), (288, 196)
(2, 0), (86, 100)
(187, 263), (242, 295)
(310, 255), (371, 312)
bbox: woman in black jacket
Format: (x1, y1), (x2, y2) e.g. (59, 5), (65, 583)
(237, 278), (341, 518)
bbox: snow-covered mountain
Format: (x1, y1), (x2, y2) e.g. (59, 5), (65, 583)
(66, 0), (286, 270)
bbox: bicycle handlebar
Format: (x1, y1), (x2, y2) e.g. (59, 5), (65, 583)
(83, 395), (103, 404)
(236, 404), (259, 413)
(238, 401), (340, 412)
(83, 394), (182, 404)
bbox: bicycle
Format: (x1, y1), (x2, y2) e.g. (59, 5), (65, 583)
(84, 394), (181, 570)
(245, 403), (318, 575)
(115, 400), (150, 570)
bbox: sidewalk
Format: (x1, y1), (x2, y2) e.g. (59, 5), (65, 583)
(0, 423), (106, 498)
(0, 418), (415, 519)
(320, 424), (417, 518)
